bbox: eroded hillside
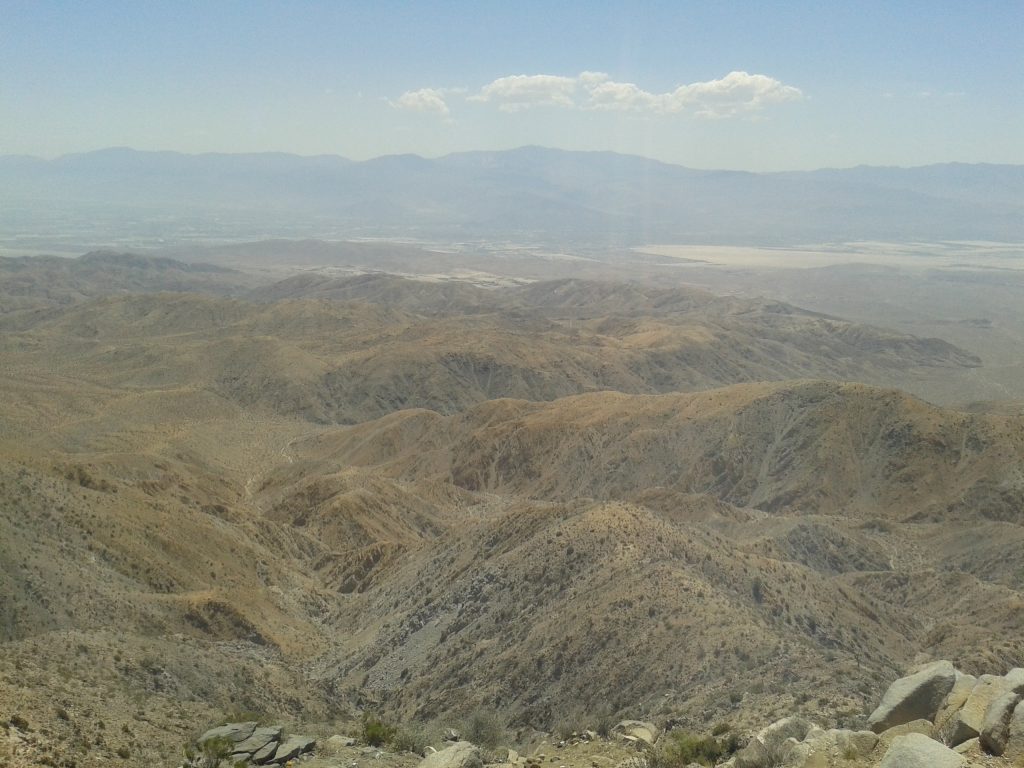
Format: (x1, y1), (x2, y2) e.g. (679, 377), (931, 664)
(1, 263), (1022, 767)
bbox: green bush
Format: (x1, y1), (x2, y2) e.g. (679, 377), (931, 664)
(648, 730), (739, 768)
(361, 714), (397, 747)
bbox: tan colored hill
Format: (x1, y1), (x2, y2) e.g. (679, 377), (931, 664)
(1, 274), (1022, 767)
(1, 286), (979, 426)
(286, 381), (1024, 521)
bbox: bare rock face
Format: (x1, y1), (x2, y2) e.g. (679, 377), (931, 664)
(868, 660), (957, 733)
(418, 741), (483, 768)
(932, 673), (977, 742)
(191, 722), (314, 766)
(980, 690), (1023, 755)
(272, 735), (317, 763)
(198, 721), (257, 745)
(1004, 699), (1024, 759)
(946, 674), (1011, 745)
(232, 726), (283, 756)
(878, 733), (965, 768)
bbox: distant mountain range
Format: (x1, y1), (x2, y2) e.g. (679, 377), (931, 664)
(2, 146), (1022, 245)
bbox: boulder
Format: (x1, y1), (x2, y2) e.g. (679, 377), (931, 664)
(1004, 699), (1024, 759)
(419, 741), (483, 768)
(271, 734), (316, 763)
(252, 740), (278, 764)
(979, 689), (1021, 755)
(828, 728), (878, 759)
(932, 673), (976, 741)
(198, 721), (257, 745)
(878, 733), (965, 768)
(947, 674), (1013, 745)
(777, 728), (877, 768)
(1006, 668), (1024, 693)
(733, 717), (813, 768)
(611, 721), (659, 746)
(953, 737), (981, 755)
(757, 716), (813, 750)
(233, 725), (282, 755)
(876, 719), (933, 753)
(868, 660), (957, 733)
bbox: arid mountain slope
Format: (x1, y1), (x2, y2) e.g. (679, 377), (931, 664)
(1, 285), (979, 425)
(0, 250), (255, 321)
(1, 271), (1022, 766)
(278, 381), (1024, 521)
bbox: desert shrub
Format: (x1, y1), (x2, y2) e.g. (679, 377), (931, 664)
(463, 708), (504, 750)
(184, 736), (234, 768)
(593, 705), (615, 738)
(751, 577), (764, 604)
(763, 739), (795, 767)
(361, 713), (397, 747)
(710, 722), (731, 736)
(9, 714), (30, 731)
(648, 730), (739, 768)
(392, 722), (434, 755)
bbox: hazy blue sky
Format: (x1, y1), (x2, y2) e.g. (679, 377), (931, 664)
(2, 1), (1022, 170)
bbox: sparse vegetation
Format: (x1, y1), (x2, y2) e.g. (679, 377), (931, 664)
(183, 736), (233, 768)
(391, 722), (435, 755)
(646, 730), (740, 768)
(360, 713), (397, 747)
(462, 708), (505, 750)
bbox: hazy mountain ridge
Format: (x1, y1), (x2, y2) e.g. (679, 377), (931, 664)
(3, 147), (1022, 244)
(0, 282), (981, 425)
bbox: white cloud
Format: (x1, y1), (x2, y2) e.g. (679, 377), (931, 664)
(460, 70), (801, 117)
(469, 74), (578, 112)
(669, 71), (803, 117)
(392, 88), (450, 116)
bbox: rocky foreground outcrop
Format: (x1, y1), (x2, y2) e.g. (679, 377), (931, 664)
(176, 661), (1024, 768)
(188, 722), (316, 766)
(719, 660), (1024, 767)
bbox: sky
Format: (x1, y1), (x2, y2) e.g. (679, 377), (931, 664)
(1, 1), (1022, 171)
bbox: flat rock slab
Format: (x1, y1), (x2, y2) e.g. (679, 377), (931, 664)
(869, 660), (957, 733)
(234, 725), (283, 755)
(271, 734), (316, 763)
(879, 733), (965, 768)
(199, 721), (258, 745)
(252, 740), (278, 764)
